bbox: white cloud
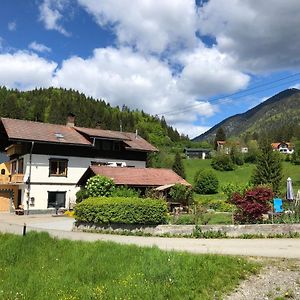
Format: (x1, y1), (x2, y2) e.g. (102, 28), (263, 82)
(28, 41), (51, 53)
(174, 123), (211, 139)
(8, 21), (16, 31)
(177, 45), (249, 97)
(0, 51), (57, 90)
(52, 47), (218, 128)
(78, 0), (197, 54)
(198, 0), (300, 72)
(39, 0), (70, 36)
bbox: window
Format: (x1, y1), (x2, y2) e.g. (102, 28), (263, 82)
(47, 191), (66, 208)
(11, 160), (17, 174)
(1, 169), (5, 175)
(49, 159), (68, 176)
(18, 158), (24, 174)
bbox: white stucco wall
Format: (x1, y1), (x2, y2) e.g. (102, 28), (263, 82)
(20, 153), (146, 210)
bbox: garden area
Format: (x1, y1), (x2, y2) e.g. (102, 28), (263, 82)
(0, 232), (258, 300)
(73, 139), (300, 233)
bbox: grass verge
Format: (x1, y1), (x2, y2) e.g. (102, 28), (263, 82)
(0, 232), (258, 300)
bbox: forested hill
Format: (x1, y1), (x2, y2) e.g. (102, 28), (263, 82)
(193, 88), (300, 142)
(0, 87), (186, 146)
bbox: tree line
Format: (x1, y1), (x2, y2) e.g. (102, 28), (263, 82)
(0, 86), (188, 146)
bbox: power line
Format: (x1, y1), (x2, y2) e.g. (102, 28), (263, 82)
(157, 72), (300, 116)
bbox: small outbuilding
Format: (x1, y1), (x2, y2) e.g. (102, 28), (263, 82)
(77, 166), (191, 190)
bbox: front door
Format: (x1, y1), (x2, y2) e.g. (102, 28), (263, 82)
(0, 192), (10, 212)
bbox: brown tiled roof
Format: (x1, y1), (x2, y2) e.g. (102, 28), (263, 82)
(79, 166), (190, 187)
(1, 118), (92, 145)
(271, 142), (293, 150)
(122, 132), (158, 152)
(74, 127), (130, 141)
(0, 118), (157, 152)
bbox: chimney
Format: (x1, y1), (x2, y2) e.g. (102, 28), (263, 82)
(66, 113), (75, 127)
(135, 129), (138, 139)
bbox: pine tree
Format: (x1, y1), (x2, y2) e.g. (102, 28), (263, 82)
(172, 152), (186, 179)
(251, 139), (283, 193)
(214, 127), (226, 150)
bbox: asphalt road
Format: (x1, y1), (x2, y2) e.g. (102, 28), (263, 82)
(1, 213), (300, 258)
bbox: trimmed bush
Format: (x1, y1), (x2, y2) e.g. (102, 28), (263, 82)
(194, 170), (219, 194)
(211, 154), (235, 171)
(85, 175), (115, 197)
(74, 197), (168, 225)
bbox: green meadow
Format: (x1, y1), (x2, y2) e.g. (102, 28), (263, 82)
(184, 159), (300, 193)
(0, 232), (258, 300)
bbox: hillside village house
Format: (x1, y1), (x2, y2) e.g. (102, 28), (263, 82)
(0, 116), (161, 213)
(216, 141), (248, 154)
(271, 142), (294, 154)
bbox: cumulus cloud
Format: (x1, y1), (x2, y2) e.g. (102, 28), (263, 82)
(0, 51), (57, 90)
(28, 41), (51, 53)
(52, 47), (218, 133)
(177, 45), (249, 97)
(78, 0), (197, 54)
(8, 21), (16, 31)
(39, 0), (70, 36)
(174, 123), (211, 139)
(198, 0), (300, 72)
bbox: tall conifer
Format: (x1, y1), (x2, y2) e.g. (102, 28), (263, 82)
(251, 139), (283, 193)
(172, 152), (186, 179)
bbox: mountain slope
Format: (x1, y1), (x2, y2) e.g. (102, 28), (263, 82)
(193, 88), (300, 141)
(0, 86), (187, 147)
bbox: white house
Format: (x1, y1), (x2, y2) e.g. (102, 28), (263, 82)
(0, 117), (157, 213)
(271, 142), (294, 154)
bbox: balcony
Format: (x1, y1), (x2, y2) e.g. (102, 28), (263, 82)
(0, 174), (24, 184)
(5, 144), (24, 157)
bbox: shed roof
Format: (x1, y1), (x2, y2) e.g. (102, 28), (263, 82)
(78, 166), (191, 187)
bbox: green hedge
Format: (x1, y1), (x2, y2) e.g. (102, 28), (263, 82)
(74, 197), (168, 225)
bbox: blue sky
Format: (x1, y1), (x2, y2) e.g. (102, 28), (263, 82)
(1, 0), (300, 138)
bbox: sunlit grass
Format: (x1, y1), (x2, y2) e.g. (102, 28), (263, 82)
(184, 159), (300, 193)
(0, 232), (259, 300)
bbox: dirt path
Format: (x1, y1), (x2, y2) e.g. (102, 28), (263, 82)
(226, 259), (300, 300)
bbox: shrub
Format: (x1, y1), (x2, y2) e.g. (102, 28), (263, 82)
(211, 154), (235, 171)
(230, 146), (244, 166)
(85, 175), (115, 197)
(173, 214), (195, 225)
(169, 184), (193, 206)
(74, 197), (168, 225)
(221, 182), (253, 201)
(197, 197), (234, 212)
(76, 188), (89, 203)
(230, 186), (273, 224)
(194, 170), (219, 194)
(112, 186), (140, 198)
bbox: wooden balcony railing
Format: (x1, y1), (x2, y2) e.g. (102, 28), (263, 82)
(0, 175), (10, 184)
(0, 174), (24, 184)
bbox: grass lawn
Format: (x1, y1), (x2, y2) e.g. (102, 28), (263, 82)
(184, 159), (300, 193)
(0, 232), (258, 300)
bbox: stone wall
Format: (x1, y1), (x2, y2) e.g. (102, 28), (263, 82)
(74, 222), (300, 237)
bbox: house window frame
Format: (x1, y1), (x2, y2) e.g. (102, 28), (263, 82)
(11, 160), (17, 175)
(47, 191), (66, 208)
(49, 158), (68, 177)
(18, 158), (24, 174)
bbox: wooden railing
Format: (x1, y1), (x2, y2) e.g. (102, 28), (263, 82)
(0, 174), (24, 184)
(0, 175), (10, 184)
